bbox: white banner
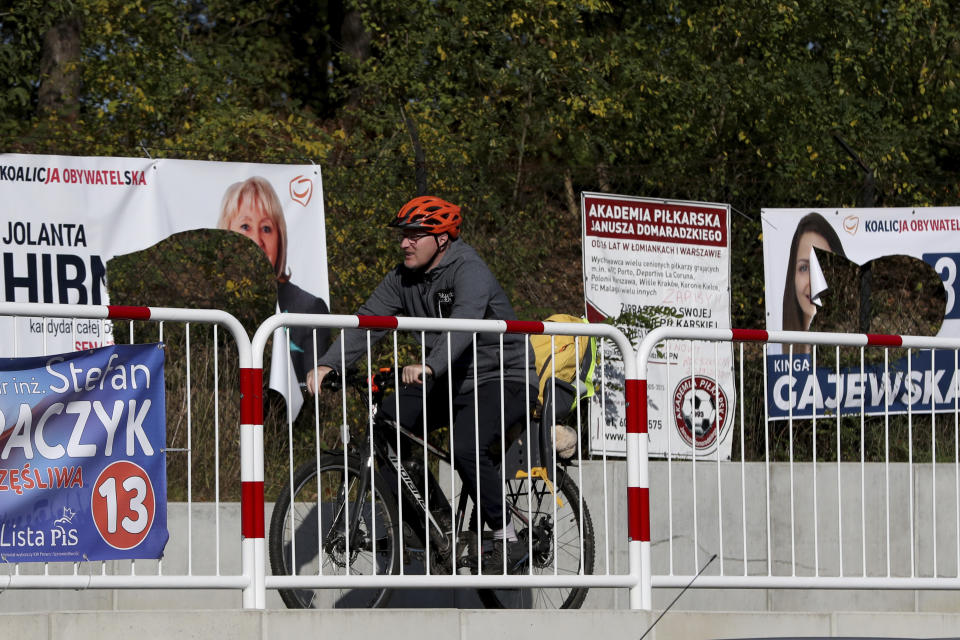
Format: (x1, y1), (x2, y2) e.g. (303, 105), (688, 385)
(581, 192), (734, 459)
(762, 207), (960, 420)
(0, 154), (329, 413)
(762, 207), (960, 343)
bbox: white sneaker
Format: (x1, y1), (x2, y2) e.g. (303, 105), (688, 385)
(553, 424), (578, 459)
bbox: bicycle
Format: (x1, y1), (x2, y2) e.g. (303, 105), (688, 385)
(268, 365), (595, 609)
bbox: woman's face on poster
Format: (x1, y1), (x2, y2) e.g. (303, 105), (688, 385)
(228, 197), (279, 268)
(794, 230), (831, 322)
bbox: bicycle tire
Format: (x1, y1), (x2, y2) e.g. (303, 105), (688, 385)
(269, 454), (401, 608)
(477, 468), (595, 609)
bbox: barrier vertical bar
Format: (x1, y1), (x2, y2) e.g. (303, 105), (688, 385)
(813, 345), (820, 576)
(908, 350), (915, 577)
(627, 333), (649, 609)
(860, 347), (867, 576)
(955, 349), (959, 578)
(239, 366), (265, 608)
(930, 348), (938, 577)
(690, 346), (699, 573)
(788, 345), (796, 577)
(762, 345), (772, 576)
(885, 348), (892, 577)
(666, 339), (675, 576)
(739, 343), (747, 577)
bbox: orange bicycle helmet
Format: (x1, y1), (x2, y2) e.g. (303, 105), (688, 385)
(389, 196), (462, 239)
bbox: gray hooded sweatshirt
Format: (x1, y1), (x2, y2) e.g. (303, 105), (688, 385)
(318, 239), (535, 393)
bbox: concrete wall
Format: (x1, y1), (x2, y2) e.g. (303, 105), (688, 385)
(3, 461), (960, 614)
(7, 609), (960, 640)
(582, 460), (960, 613)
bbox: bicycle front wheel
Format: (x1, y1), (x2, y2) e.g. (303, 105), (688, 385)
(269, 454), (401, 608)
(478, 469), (595, 609)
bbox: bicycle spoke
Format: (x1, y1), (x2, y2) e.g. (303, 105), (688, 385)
(477, 472), (594, 609)
(269, 456), (400, 609)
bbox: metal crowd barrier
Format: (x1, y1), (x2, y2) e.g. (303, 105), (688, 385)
(0, 305), (650, 610)
(8, 308), (960, 607)
(639, 327), (960, 594)
(0, 303), (259, 607)
(252, 313), (649, 609)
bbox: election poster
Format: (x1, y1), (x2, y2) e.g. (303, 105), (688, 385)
(762, 207), (960, 419)
(0, 154), (329, 416)
(0, 344), (167, 561)
(582, 192), (735, 459)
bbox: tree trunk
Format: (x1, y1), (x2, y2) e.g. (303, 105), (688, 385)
(400, 104), (428, 195)
(338, 6), (371, 110)
(340, 9), (371, 65)
(564, 170), (579, 219)
(37, 15), (82, 121)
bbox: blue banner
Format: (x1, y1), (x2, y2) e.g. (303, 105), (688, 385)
(0, 344), (167, 561)
(766, 350), (960, 420)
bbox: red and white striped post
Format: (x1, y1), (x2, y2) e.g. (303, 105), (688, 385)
(106, 306), (263, 608)
(502, 318), (648, 608)
(108, 306), (263, 608)
(633, 326), (925, 606)
(239, 365), (265, 608)
(106, 306), (265, 607)
(624, 339), (650, 609)
(0, 303), (261, 606)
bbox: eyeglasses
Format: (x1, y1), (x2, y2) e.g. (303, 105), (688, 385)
(397, 231), (433, 244)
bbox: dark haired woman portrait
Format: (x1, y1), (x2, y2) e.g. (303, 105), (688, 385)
(781, 212), (846, 353)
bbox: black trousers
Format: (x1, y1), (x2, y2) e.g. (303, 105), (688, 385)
(378, 378), (530, 527)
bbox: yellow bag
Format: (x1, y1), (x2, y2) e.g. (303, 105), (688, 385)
(529, 314), (597, 419)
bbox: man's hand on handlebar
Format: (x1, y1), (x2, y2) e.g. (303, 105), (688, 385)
(306, 365), (334, 395)
(401, 364), (432, 386)
(308, 364), (429, 393)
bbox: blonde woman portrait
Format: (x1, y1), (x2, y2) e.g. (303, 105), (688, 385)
(218, 176), (330, 382)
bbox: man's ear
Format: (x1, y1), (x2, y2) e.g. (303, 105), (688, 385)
(438, 233), (450, 251)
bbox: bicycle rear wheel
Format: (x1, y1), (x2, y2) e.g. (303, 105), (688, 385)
(269, 454), (401, 608)
(478, 469), (595, 609)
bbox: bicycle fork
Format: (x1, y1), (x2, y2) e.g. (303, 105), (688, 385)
(323, 457), (376, 559)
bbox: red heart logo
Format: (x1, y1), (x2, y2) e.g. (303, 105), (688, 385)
(289, 175), (313, 207)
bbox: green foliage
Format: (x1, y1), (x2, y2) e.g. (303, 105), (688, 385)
(107, 229), (276, 334)
(605, 306), (684, 347)
(6, 0), (960, 321)
(4, 0), (960, 479)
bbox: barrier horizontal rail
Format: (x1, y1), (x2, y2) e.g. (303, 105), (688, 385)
(252, 313), (648, 609)
(639, 326), (960, 595)
(0, 306), (651, 610)
(0, 303), (257, 606)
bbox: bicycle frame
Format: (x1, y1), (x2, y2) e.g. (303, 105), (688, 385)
(325, 364), (593, 580)
(322, 371), (460, 574)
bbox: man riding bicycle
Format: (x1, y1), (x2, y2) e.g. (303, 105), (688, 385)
(306, 195), (536, 574)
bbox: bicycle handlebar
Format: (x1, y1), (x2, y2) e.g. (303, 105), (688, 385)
(310, 365), (431, 397)
(319, 369), (343, 392)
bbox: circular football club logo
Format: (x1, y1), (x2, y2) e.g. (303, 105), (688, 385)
(673, 375), (728, 450)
